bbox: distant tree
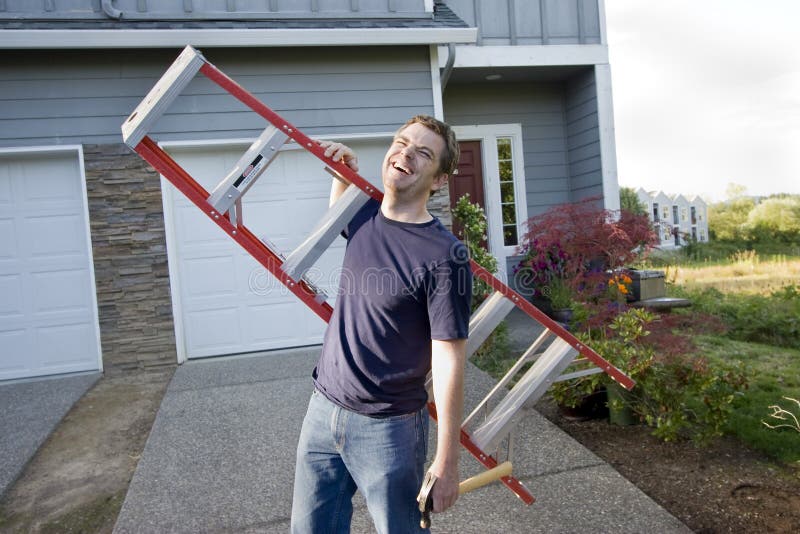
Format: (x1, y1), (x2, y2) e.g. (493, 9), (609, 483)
(619, 186), (647, 215)
(708, 183), (755, 242)
(744, 196), (800, 243)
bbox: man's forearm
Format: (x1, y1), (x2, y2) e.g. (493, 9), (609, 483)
(429, 338), (467, 512)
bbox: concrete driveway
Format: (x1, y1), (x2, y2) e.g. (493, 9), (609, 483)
(113, 347), (689, 533)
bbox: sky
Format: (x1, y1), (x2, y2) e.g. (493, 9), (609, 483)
(604, 0), (800, 202)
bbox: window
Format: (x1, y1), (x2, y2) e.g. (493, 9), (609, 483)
(681, 207), (688, 222)
(662, 206), (670, 220)
(690, 206), (697, 224)
(652, 202), (660, 222)
(497, 137), (518, 246)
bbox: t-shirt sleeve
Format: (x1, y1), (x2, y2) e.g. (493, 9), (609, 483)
(427, 250), (472, 340)
(342, 197), (380, 240)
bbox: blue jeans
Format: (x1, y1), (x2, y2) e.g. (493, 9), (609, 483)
(291, 389), (430, 534)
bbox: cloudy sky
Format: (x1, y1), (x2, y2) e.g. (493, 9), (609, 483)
(604, 0), (800, 201)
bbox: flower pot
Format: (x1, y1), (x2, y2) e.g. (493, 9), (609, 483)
(607, 382), (636, 426)
(550, 308), (573, 325)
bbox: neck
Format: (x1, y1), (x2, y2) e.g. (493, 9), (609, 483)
(380, 193), (433, 223)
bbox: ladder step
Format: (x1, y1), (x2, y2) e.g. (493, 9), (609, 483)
(470, 337), (577, 453)
(207, 125), (290, 216)
(466, 291), (516, 358)
(463, 329), (552, 428)
(122, 45), (206, 148)
(281, 184), (370, 281)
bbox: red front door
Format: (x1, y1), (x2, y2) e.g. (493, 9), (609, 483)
(449, 140), (485, 242)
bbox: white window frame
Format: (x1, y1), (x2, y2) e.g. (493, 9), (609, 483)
(451, 124), (528, 267)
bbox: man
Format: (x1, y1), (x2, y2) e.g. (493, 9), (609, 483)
(290, 115), (472, 533)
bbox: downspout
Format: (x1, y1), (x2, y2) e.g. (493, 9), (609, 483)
(440, 43), (456, 91)
(101, 0), (123, 19)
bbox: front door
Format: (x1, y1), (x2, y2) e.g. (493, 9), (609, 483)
(448, 141), (485, 243)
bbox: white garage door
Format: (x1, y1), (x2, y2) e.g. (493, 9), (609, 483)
(0, 148), (101, 381)
(164, 137), (388, 360)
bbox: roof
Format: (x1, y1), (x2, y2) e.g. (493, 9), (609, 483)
(0, 1), (475, 48)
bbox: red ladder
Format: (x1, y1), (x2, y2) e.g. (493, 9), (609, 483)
(122, 46), (635, 506)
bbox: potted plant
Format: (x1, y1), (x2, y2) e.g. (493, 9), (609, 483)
(541, 277), (574, 323)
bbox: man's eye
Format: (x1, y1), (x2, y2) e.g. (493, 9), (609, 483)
(420, 151), (432, 160)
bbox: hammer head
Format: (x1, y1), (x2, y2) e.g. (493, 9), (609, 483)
(416, 471), (437, 529)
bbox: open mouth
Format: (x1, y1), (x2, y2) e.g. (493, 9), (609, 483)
(392, 161), (412, 175)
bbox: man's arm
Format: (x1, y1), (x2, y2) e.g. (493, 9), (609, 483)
(316, 140), (358, 206)
(428, 337), (467, 514)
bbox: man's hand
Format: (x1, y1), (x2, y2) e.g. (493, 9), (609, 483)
(428, 460), (459, 513)
(318, 140), (359, 172)
(318, 140), (358, 206)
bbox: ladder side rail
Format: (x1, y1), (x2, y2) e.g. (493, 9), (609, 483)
(462, 329), (552, 428)
(470, 261), (635, 390)
(426, 402), (535, 505)
(135, 136), (333, 323)
(198, 62), (383, 202)
(470, 338), (578, 453)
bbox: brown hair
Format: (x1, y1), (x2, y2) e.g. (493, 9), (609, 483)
(397, 115), (460, 176)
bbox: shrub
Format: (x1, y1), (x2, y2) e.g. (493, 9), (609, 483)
(552, 307), (749, 443)
(451, 194), (497, 308)
(514, 197), (658, 301)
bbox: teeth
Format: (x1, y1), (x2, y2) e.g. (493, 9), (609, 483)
(393, 162), (410, 174)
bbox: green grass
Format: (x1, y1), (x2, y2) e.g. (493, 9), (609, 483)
(696, 335), (800, 465)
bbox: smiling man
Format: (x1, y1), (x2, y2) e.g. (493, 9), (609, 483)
(290, 115), (472, 533)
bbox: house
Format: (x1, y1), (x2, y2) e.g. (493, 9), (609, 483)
(0, 0), (621, 380)
(634, 189), (710, 249)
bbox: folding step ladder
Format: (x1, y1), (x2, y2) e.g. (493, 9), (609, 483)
(121, 45), (635, 506)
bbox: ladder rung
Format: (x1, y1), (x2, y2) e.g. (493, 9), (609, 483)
(207, 125), (290, 216)
(281, 184), (370, 281)
(555, 367), (603, 383)
(466, 291), (515, 358)
(470, 337), (577, 453)
(122, 45), (206, 148)
(463, 329), (552, 428)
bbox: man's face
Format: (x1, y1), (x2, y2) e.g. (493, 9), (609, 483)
(381, 122), (448, 200)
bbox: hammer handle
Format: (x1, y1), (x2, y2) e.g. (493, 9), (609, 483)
(458, 461), (513, 495)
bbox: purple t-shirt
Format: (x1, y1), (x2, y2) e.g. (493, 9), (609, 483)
(313, 199), (472, 416)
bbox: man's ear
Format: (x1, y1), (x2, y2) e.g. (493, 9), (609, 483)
(430, 173), (449, 193)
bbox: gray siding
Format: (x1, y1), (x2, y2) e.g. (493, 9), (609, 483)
(0, 0), (428, 18)
(564, 68), (602, 201)
(0, 46), (434, 147)
(444, 81), (571, 216)
(445, 0), (600, 45)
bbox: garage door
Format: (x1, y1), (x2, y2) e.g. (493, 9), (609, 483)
(0, 148), (101, 381)
(164, 138), (388, 360)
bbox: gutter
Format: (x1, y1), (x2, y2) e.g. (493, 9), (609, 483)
(0, 27), (478, 49)
(440, 43), (456, 91)
(101, 0), (123, 19)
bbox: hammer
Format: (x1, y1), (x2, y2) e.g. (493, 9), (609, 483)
(416, 461), (513, 529)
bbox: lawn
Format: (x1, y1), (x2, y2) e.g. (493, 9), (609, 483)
(695, 335), (800, 464)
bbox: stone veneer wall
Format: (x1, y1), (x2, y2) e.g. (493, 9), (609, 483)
(83, 144), (177, 372)
(428, 187), (453, 230)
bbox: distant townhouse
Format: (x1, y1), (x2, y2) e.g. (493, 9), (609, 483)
(636, 188), (710, 248)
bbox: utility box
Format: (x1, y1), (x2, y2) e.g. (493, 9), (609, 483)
(629, 270), (666, 301)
